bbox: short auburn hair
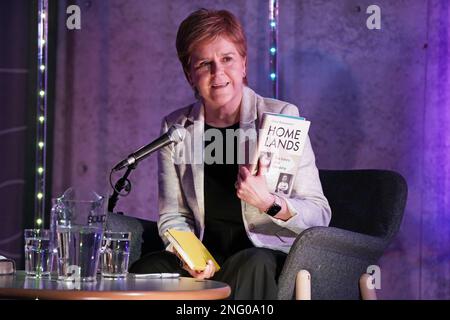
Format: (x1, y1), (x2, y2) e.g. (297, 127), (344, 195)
(176, 9), (248, 84)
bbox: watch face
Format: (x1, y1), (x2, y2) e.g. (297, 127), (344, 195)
(266, 203), (282, 217)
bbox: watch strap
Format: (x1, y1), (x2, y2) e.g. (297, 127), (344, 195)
(265, 194), (282, 216)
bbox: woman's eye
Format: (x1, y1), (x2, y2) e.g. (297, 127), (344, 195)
(196, 62), (210, 70)
(223, 56), (233, 62)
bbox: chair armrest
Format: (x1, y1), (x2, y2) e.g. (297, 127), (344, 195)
(291, 226), (387, 258)
(277, 226), (386, 300)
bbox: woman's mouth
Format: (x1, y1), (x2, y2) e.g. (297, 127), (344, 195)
(211, 82), (230, 89)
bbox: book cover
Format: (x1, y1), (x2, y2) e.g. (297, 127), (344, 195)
(164, 229), (220, 272)
(252, 112), (311, 198)
(0, 255), (16, 275)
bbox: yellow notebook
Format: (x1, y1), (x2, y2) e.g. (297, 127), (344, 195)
(164, 229), (220, 272)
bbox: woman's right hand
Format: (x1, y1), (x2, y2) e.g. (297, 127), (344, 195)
(174, 249), (216, 280)
(184, 259), (216, 280)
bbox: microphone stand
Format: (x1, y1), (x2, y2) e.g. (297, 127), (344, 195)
(108, 163), (137, 214)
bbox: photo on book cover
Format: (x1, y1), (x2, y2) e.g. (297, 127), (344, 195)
(275, 173), (293, 195)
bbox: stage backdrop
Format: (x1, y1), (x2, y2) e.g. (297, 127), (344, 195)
(0, 0), (32, 267)
(52, 0), (449, 299)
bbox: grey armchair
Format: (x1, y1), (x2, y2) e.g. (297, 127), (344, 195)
(106, 169), (407, 300)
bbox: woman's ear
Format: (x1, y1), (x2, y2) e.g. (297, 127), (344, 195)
(184, 70), (200, 99)
(185, 72), (193, 86)
(183, 67), (194, 86)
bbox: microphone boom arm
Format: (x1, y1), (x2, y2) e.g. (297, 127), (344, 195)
(108, 124), (186, 213)
(108, 163), (136, 213)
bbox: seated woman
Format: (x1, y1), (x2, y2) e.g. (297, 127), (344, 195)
(130, 8), (331, 300)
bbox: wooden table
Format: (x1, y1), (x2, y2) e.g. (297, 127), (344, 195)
(0, 271), (231, 300)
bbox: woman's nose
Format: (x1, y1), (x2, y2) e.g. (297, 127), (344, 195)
(211, 61), (224, 75)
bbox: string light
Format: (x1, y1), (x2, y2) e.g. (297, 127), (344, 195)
(35, 0), (49, 229)
(269, 0), (279, 98)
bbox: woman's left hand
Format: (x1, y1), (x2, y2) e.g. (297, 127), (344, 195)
(235, 159), (274, 212)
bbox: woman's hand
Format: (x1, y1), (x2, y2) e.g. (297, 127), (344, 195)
(185, 260), (216, 280)
(174, 250), (216, 279)
(235, 159), (274, 212)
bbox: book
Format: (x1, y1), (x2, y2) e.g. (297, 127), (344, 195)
(0, 255), (16, 275)
(251, 112), (311, 197)
(164, 229), (220, 272)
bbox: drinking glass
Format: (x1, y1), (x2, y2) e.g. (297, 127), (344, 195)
(100, 231), (131, 278)
(24, 229), (51, 277)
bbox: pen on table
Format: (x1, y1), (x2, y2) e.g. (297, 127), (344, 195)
(130, 273), (180, 279)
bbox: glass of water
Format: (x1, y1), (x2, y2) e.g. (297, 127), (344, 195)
(24, 229), (51, 277)
(100, 231), (131, 278)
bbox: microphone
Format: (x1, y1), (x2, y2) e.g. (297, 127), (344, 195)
(113, 124), (186, 171)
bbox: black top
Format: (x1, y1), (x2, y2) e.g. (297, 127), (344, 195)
(202, 122), (254, 265)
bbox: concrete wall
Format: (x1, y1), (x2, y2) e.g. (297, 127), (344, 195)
(52, 0), (450, 299)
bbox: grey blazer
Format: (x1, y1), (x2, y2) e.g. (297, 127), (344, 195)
(157, 86), (331, 254)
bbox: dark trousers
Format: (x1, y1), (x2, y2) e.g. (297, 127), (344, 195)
(130, 247), (287, 300)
